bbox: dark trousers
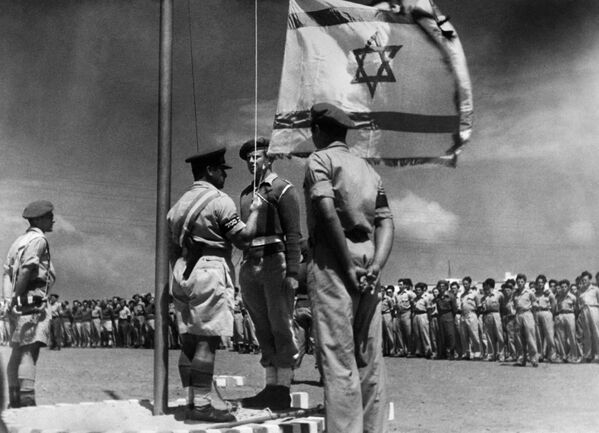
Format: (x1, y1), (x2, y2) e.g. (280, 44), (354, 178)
(437, 312), (456, 358)
(49, 318), (62, 349)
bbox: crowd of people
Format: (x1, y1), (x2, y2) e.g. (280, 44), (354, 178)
(381, 272), (599, 366)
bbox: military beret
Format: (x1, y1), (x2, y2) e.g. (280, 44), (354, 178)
(185, 147), (232, 169)
(22, 200), (54, 219)
(239, 137), (270, 160)
(310, 102), (356, 129)
(50, 293), (59, 299)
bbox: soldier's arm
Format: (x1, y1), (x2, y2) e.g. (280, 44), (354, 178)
(366, 183), (394, 287)
(277, 184), (302, 279)
(13, 237), (47, 298)
(229, 202), (261, 250)
(314, 196), (364, 292)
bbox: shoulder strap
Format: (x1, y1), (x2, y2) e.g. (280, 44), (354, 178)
(178, 189), (219, 247)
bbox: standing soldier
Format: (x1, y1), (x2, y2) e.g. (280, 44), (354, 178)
(554, 279), (579, 363)
(513, 273), (538, 367)
(168, 147), (263, 422)
(459, 276), (481, 360)
(304, 103), (394, 433)
(237, 137), (301, 410)
(412, 282), (433, 359)
(61, 301), (73, 348)
(2, 200), (56, 407)
(435, 280), (458, 360)
(394, 279), (415, 357)
(381, 286), (396, 356)
(577, 271), (599, 362)
(534, 274), (556, 362)
(480, 278), (505, 361)
(231, 287), (245, 352)
(500, 281), (519, 362)
(48, 294), (62, 350)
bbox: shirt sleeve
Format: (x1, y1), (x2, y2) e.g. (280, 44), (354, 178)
(374, 178), (393, 221)
(20, 237), (47, 270)
(216, 194), (245, 235)
(305, 153), (334, 200)
(277, 183), (302, 277)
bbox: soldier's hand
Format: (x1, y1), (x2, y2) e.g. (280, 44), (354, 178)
(249, 193), (267, 212)
(351, 266), (368, 293)
(283, 276), (299, 291)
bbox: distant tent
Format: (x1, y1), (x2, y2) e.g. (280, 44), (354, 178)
(269, 0), (473, 167)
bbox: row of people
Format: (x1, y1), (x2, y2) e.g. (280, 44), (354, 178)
(381, 272), (599, 366)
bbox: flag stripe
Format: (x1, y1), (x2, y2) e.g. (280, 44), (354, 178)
(274, 110), (459, 133)
(288, 7), (413, 29)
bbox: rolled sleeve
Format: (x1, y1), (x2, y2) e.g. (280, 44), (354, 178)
(20, 237), (47, 270)
(216, 195), (246, 236)
(306, 154), (334, 200)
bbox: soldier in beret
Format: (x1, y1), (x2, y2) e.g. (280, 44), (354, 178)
(2, 200), (56, 407)
(237, 137), (301, 410)
(304, 103), (394, 433)
(167, 147), (264, 422)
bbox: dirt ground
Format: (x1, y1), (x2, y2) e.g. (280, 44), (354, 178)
(1, 346), (599, 432)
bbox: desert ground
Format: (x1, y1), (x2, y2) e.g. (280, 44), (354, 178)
(1, 346), (598, 432)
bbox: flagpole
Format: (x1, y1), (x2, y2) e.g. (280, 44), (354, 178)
(154, 0), (173, 416)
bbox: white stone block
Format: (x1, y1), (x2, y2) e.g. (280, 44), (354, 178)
(290, 392), (309, 409)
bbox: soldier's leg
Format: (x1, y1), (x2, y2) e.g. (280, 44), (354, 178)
(563, 313), (578, 361)
(17, 343), (41, 406)
(493, 313), (505, 361)
(354, 288), (388, 433)
(522, 312), (538, 365)
(240, 260), (273, 368)
(7, 347), (22, 407)
(483, 315), (495, 360)
(261, 254), (298, 387)
(308, 243), (387, 433)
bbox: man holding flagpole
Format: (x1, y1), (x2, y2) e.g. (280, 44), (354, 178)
(304, 102), (394, 433)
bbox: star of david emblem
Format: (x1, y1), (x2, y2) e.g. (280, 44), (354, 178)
(351, 33), (402, 98)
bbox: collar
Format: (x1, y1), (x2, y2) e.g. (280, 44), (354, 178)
(192, 180), (218, 190)
(259, 171), (278, 186)
(26, 227), (44, 235)
(315, 141), (349, 152)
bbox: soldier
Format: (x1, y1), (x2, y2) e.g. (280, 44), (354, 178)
(412, 282), (433, 359)
(381, 286), (396, 356)
(2, 200), (56, 407)
(449, 281), (463, 358)
(500, 281), (519, 362)
(435, 280), (458, 360)
(533, 274), (556, 362)
(480, 278), (504, 361)
(231, 287), (245, 352)
(304, 103), (394, 433)
(459, 276), (481, 360)
(395, 278), (415, 357)
(554, 279), (579, 363)
(577, 270), (599, 362)
(513, 273), (538, 367)
(61, 301), (73, 348)
(237, 137), (301, 410)
(48, 294), (62, 350)
(167, 147), (263, 422)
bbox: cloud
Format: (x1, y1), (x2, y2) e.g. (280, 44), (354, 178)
(389, 192), (459, 241)
(566, 220), (595, 245)
(210, 98), (278, 147)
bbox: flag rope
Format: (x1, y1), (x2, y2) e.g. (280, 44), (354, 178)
(186, 0), (200, 152)
(253, 0), (259, 195)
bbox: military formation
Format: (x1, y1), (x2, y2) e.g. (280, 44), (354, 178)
(381, 274), (599, 366)
(9, 103), (599, 433)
